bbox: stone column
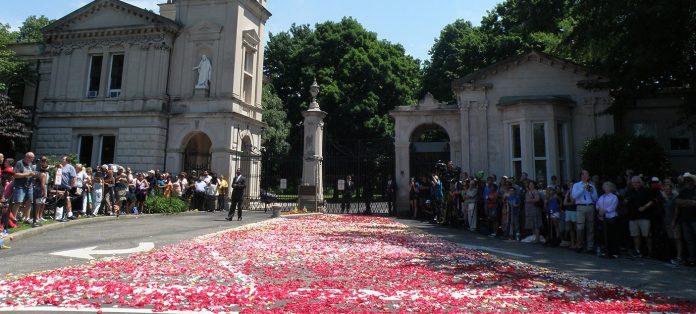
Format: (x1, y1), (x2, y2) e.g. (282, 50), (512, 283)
(394, 142), (410, 217)
(300, 80), (327, 211)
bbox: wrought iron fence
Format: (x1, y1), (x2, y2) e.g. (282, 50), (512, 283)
(239, 138), (396, 215)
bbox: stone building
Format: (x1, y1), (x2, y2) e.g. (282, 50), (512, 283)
(15, 0), (270, 196)
(390, 51), (614, 214)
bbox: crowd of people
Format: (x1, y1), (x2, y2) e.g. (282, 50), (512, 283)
(0, 152), (248, 249)
(408, 161), (696, 266)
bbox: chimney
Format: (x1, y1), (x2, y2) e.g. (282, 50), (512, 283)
(158, 1), (176, 21)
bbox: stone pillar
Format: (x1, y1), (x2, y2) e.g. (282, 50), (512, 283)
(300, 80), (327, 211)
(394, 142), (410, 217)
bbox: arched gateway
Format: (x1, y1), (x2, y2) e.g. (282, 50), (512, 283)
(182, 132), (212, 174)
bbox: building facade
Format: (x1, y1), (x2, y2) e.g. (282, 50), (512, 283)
(390, 51), (614, 214)
(16, 0), (270, 196)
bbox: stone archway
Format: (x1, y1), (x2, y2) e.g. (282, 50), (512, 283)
(183, 132), (212, 173)
(409, 124), (451, 180)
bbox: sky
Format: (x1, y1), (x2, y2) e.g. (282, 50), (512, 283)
(0, 0), (502, 61)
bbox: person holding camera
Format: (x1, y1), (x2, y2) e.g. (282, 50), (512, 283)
(571, 169), (599, 253)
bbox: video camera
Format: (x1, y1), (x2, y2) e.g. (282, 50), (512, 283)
(434, 160), (462, 193)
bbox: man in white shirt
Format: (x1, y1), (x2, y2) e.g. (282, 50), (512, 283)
(193, 177), (207, 211)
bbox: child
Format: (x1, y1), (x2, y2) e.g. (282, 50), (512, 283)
(506, 186), (521, 240)
(545, 186), (562, 246)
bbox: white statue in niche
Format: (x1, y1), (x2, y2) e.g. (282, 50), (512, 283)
(193, 54), (212, 88)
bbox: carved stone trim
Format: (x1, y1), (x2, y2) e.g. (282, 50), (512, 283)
(242, 29), (260, 49)
(48, 33), (172, 55)
(478, 101), (489, 111)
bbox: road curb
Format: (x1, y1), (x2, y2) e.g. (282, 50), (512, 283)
(8, 211), (204, 242)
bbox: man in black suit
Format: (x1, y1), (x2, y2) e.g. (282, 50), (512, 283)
(385, 174), (398, 216)
(341, 175), (354, 213)
(227, 168), (246, 221)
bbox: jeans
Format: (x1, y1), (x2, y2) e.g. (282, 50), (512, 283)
(682, 220), (696, 263)
(92, 188), (103, 215)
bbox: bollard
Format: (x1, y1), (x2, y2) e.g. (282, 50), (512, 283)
(271, 206), (281, 218)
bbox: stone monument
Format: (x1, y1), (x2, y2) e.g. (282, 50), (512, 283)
(300, 80), (327, 211)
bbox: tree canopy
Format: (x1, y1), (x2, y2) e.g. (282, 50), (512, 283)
(0, 16), (52, 153)
(581, 134), (671, 178)
(264, 18), (421, 144)
(422, 0), (696, 110)
(261, 84), (291, 155)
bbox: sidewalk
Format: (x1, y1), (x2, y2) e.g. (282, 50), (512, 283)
(399, 218), (696, 302)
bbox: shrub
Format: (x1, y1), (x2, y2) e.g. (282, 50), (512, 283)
(581, 134), (671, 179)
(144, 196), (189, 215)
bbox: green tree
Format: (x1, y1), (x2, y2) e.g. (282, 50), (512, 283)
(264, 18), (421, 143)
(421, 20), (492, 101)
(261, 84), (291, 155)
(16, 15), (51, 43)
(0, 23), (20, 94)
(567, 0), (696, 117)
(1, 16), (52, 153)
(580, 134), (671, 179)
(0, 94), (30, 139)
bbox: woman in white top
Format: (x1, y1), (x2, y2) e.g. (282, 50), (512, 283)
(596, 181), (619, 258)
(91, 172), (103, 217)
(206, 174), (219, 212)
(75, 164), (90, 216)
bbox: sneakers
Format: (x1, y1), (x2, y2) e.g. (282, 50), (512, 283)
(670, 258), (685, 266)
(559, 240), (570, 247)
(0, 244), (10, 249)
(489, 233), (497, 238)
(631, 250), (642, 258)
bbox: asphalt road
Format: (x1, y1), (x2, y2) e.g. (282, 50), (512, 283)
(1, 210), (273, 277)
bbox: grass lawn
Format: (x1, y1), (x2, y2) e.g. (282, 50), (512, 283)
(7, 219), (58, 234)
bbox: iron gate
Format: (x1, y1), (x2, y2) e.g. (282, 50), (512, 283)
(322, 138), (395, 215)
(241, 138), (395, 215)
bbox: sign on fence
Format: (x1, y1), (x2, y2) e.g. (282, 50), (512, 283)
(337, 179), (345, 191)
(280, 178), (287, 190)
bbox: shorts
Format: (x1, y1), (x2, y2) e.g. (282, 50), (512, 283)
(564, 210), (577, 222)
(629, 219), (651, 237)
(549, 212), (560, 219)
(13, 185), (33, 203)
(665, 223), (682, 239)
(34, 197), (46, 204)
